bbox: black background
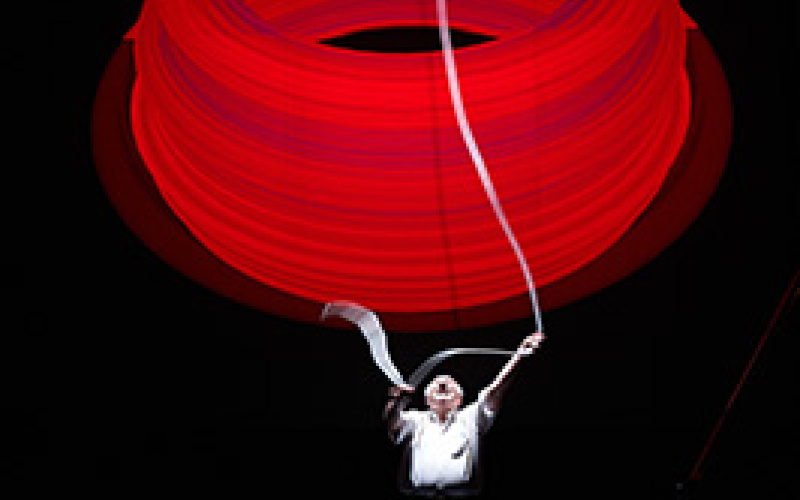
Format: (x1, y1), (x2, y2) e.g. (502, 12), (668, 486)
(6, 1), (797, 497)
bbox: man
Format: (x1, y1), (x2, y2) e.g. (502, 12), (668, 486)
(384, 333), (543, 497)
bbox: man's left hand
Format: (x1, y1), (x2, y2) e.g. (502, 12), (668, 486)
(388, 384), (415, 398)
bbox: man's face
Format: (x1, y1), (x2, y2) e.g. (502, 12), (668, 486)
(425, 375), (463, 414)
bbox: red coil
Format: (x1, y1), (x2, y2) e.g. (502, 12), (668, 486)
(123, 0), (697, 316)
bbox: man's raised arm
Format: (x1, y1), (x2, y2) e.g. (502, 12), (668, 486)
(384, 384), (415, 442)
(480, 332), (544, 412)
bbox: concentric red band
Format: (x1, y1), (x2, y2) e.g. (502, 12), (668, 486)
(92, 1), (731, 331)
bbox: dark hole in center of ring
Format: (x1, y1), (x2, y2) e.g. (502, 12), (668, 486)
(318, 25), (496, 53)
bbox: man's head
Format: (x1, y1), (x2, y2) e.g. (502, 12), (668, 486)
(424, 375), (463, 416)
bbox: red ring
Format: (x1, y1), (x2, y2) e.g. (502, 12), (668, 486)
(92, 5), (730, 332)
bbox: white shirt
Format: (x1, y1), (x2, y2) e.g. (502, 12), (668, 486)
(395, 397), (495, 488)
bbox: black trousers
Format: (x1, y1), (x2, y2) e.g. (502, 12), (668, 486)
(400, 484), (481, 498)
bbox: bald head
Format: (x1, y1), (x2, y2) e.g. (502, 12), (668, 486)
(425, 375), (463, 417)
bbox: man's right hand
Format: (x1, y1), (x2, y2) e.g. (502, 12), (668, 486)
(388, 384), (415, 398)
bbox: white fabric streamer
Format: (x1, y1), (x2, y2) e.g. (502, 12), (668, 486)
(319, 2), (546, 386)
(435, 0), (544, 333)
(320, 300), (517, 387)
(321, 300), (407, 386)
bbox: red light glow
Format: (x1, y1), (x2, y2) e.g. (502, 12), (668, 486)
(93, 0), (731, 330)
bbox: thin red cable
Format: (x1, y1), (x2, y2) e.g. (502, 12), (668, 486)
(687, 268), (800, 482)
(418, 0), (461, 328)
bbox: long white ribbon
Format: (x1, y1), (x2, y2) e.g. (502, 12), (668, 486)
(319, 3), (545, 386)
(435, 0), (543, 333)
(320, 300), (517, 388)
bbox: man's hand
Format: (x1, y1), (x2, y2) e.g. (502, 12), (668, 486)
(385, 384), (414, 431)
(518, 332), (544, 356)
(388, 384), (415, 398)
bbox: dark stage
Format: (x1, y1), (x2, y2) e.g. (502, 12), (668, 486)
(6, 1), (797, 497)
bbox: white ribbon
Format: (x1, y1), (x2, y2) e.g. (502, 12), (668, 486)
(435, 0), (544, 333)
(320, 301), (407, 386)
(319, 1), (546, 386)
(320, 300), (516, 388)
